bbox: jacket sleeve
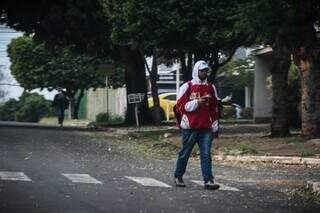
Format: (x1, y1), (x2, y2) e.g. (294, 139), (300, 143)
(176, 82), (198, 114)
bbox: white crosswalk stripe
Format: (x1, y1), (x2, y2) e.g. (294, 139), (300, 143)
(125, 176), (171, 188)
(0, 171), (32, 181)
(62, 173), (102, 184)
(191, 180), (241, 191)
(0, 171), (240, 191)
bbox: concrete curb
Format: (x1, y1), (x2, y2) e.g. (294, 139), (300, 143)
(0, 121), (94, 131)
(307, 181), (320, 196)
(214, 155), (320, 166)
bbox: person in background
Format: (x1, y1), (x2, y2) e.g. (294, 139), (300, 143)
(52, 88), (69, 127)
(174, 60), (220, 190)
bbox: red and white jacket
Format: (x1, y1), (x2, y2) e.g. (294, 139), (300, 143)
(176, 61), (220, 130)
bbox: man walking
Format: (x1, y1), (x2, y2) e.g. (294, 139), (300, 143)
(174, 60), (220, 190)
(52, 88), (69, 127)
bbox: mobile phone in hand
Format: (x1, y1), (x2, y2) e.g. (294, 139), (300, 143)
(201, 95), (211, 100)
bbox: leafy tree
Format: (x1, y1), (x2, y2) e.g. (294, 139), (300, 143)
(1, 0), (111, 55)
(237, 0), (320, 138)
(0, 92), (52, 122)
(15, 92), (52, 122)
(107, 64), (126, 88)
(218, 56), (254, 90)
(7, 36), (106, 119)
(1, 0), (151, 125)
(104, 0), (254, 81)
(292, 0), (320, 138)
(0, 99), (20, 121)
(236, 0), (295, 137)
(103, 0), (254, 124)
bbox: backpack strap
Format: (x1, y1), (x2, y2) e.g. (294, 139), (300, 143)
(174, 81), (192, 127)
(186, 80), (192, 97)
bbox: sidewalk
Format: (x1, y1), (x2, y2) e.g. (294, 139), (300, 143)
(0, 121), (89, 131)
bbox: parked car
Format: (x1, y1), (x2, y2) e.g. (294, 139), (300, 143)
(148, 93), (176, 120)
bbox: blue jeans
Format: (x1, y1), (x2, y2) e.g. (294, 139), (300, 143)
(174, 129), (214, 183)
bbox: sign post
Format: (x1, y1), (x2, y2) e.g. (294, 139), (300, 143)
(127, 93), (145, 128)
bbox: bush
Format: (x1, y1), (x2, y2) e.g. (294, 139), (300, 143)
(95, 112), (124, 125)
(0, 92), (52, 122)
(221, 106), (236, 119)
(242, 107), (253, 119)
(0, 99), (20, 121)
(96, 112), (110, 122)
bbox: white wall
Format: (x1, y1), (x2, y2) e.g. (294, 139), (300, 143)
(253, 57), (272, 120)
(86, 87), (127, 121)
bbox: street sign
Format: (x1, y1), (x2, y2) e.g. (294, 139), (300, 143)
(128, 93), (145, 104)
(127, 93), (145, 128)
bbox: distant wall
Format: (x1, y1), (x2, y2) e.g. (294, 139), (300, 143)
(86, 87), (127, 121)
(253, 56), (272, 123)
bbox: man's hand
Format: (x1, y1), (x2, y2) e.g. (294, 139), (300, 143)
(211, 120), (219, 133)
(198, 95), (211, 106)
(197, 97), (207, 106)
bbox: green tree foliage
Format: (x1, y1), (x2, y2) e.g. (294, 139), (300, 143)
(103, 0), (254, 124)
(0, 99), (20, 121)
(1, 0), (111, 55)
(0, 92), (52, 122)
(218, 56), (254, 89)
(8, 36), (105, 91)
(104, 0), (254, 81)
(1, 0), (147, 124)
(107, 64), (126, 88)
(234, 0), (294, 45)
(7, 36), (106, 118)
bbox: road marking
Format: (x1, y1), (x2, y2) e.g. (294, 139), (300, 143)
(125, 176), (171, 188)
(190, 180), (241, 191)
(0, 171), (32, 181)
(62, 173), (102, 184)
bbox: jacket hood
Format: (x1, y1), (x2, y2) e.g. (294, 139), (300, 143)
(192, 60), (210, 84)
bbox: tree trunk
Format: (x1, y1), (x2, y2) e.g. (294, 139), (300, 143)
(179, 53), (188, 82)
(187, 52), (193, 80)
(66, 89), (84, 120)
(208, 49), (219, 83)
(65, 89), (74, 119)
(270, 37), (291, 137)
(73, 89), (85, 120)
(179, 51), (193, 82)
(149, 49), (162, 125)
(293, 0), (320, 138)
(299, 59), (320, 138)
(119, 46), (151, 125)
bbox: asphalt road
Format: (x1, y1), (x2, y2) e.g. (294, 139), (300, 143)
(0, 127), (319, 213)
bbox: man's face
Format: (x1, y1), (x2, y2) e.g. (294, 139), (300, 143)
(198, 68), (209, 81)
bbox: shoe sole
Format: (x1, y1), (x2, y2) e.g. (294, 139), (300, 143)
(204, 185), (220, 190)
